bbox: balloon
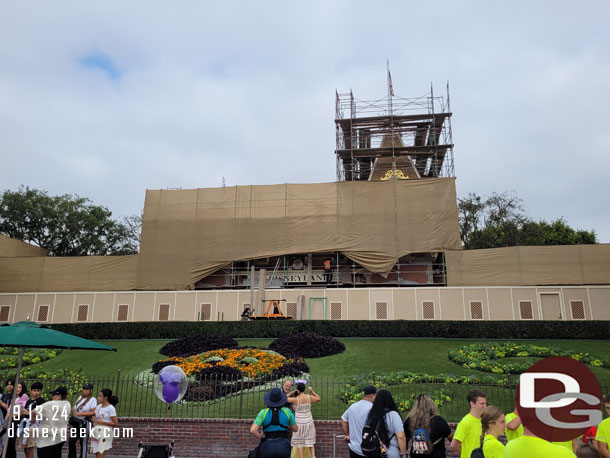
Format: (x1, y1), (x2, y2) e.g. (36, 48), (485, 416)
(154, 365), (188, 404)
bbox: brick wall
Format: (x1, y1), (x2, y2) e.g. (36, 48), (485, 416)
(109, 418), (461, 458)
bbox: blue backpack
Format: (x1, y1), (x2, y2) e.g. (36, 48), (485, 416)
(411, 427), (442, 454)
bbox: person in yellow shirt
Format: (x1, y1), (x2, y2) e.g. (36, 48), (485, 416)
(450, 389), (486, 458)
(480, 406), (505, 458)
(552, 439), (578, 453)
(504, 406), (523, 442)
(504, 426), (577, 458)
(596, 394), (610, 458)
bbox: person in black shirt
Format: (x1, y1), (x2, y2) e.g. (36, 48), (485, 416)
(404, 394), (452, 458)
(18, 382), (45, 458)
(0, 379), (15, 419)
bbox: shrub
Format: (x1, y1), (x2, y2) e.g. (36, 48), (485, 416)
(193, 365), (242, 380)
(53, 320), (610, 340)
(159, 333), (238, 357)
(151, 360), (175, 374)
(269, 332), (345, 358)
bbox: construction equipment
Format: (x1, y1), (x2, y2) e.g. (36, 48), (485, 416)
(250, 299), (294, 320)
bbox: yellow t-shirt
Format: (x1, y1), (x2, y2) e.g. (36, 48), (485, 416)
(481, 434), (504, 458)
(551, 440), (573, 451)
(454, 413), (481, 458)
(504, 435), (577, 458)
(504, 412), (523, 442)
(596, 417), (610, 445)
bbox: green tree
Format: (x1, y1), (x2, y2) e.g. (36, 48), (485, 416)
(458, 192), (597, 249)
(0, 187), (139, 256)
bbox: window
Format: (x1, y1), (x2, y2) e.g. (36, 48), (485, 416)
(376, 302), (388, 320)
(37, 305), (49, 322)
(422, 301), (435, 320)
(330, 302), (342, 320)
(200, 303), (212, 321)
(0, 306), (10, 322)
(77, 305), (88, 322)
(519, 301), (533, 320)
(158, 304), (170, 321)
(470, 301), (483, 320)
(286, 302), (297, 319)
(117, 304), (129, 322)
(570, 301), (585, 320)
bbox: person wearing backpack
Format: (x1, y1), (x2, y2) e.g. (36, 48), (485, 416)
(250, 387), (298, 458)
(403, 394), (452, 457)
(361, 390), (407, 458)
(479, 406), (506, 458)
(341, 385), (377, 457)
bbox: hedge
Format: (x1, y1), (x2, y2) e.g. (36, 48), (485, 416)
(51, 320), (610, 340)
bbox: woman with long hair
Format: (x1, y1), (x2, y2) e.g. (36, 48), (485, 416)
(480, 406), (505, 458)
(365, 390), (407, 458)
(404, 394), (452, 458)
(287, 381), (321, 458)
(68, 383), (97, 458)
(90, 389), (119, 458)
(5, 382), (29, 458)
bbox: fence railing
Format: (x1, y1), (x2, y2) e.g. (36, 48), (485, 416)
(16, 374), (609, 423)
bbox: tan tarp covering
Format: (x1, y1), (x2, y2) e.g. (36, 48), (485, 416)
(137, 179), (462, 290)
(446, 244), (610, 286)
(0, 255), (138, 292)
(0, 234), (48, 257)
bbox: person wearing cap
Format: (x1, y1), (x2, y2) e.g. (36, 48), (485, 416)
(250, 387), (298, 458)
(341, 385), (377, 457)
(33, 387), (71, 458)
(68, 383), (97, 458)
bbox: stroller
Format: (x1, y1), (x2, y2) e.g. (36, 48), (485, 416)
(137, 440), (174, 458)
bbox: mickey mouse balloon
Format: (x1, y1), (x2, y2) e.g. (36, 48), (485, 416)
(154, 365), (188, 404)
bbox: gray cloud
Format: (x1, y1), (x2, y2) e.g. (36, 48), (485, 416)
(1, 1), (608, 241)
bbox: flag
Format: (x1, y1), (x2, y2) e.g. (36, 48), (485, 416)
(388, 69), (394, 96)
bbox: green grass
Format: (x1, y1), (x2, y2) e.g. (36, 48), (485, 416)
(28, 338), (610, 385)
(38, 340), (172, 375)
(19, 337), (610, 421)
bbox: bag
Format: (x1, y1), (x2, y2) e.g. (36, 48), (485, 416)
(411, 427), (433, 454)
(0, 418), (9, 437)
(69, 416), (85, 428)
(247, 443), (260, 458)
(470, 448), (485, 458)
(411, 427), (443, 455)
(361, 415), (389, 458)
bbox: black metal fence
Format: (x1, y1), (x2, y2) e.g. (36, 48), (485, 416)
(19, 373), (595, 422)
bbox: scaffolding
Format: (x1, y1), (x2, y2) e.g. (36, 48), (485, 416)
(194, 252), (447, 290)
(335, 83), (454, 181)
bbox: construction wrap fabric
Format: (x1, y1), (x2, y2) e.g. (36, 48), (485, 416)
(0, 234), (48, 257)
(137, 179), (462, 290)
(446, 244), (610, 286)
(0, 255), (138, 293)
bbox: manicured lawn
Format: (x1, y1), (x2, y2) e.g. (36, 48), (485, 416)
(39, 340), (172, 375)
(20, 337), (610, 421)
(30, 337), (610, 386)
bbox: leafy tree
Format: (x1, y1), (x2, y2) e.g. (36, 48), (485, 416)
(458, 191), (597, 249)
(0, 187), (140, 256)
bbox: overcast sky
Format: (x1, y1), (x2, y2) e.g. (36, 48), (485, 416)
(2, 1), (609, 242)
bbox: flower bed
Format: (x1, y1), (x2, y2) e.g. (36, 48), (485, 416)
(269, 332), (345, 358)
(448, 342), (610, 375)
(159, 333), (238, 357)
(0, 348), (60, 370)
(147, 347), (310, 404)
(338, 371), (458, 412)
(159, 348), (289, 378)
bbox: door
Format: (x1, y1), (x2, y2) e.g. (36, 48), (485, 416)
(540, 293), (562, 320)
